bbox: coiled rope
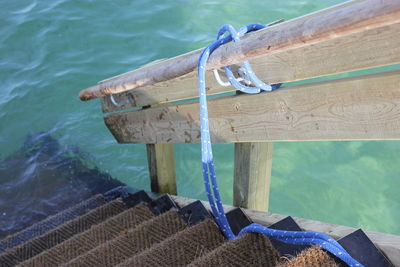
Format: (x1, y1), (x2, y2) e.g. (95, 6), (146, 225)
(197, 23), (363, 267)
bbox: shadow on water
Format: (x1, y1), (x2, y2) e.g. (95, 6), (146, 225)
(0, 132), (124, 239)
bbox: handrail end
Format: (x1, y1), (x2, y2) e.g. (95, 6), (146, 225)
(79, 85), (100, 101)
(79, 90), (92, 101)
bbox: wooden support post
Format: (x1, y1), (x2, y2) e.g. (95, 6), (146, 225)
(233, 142), (273, 211)
(146, 143), (177, 195)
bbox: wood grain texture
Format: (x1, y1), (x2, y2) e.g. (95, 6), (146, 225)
(146, 143), (177, 194)
(104, 70), (400, 144)
(82, 0), (400, 101)
(170, 195), (400, 266)
(233, 142), (273, 211)
(101, 22), (400, 112)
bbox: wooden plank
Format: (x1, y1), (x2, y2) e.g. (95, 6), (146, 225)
(233, 142), (273, 211)
(81, 0), (400, 101)
(101, 22), (400, 112)
(170, 195), (400, 266)
(146, 143), (177, 194)
(104, 70), (400, 143)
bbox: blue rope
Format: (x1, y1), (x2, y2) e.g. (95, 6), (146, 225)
(197, 23), (363, 267)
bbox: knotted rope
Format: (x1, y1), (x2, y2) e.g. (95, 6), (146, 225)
(197, 23), (363, 267)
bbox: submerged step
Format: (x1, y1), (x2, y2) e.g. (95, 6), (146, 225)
(0, 194), (106, 253)
(0, 198), (126, 266)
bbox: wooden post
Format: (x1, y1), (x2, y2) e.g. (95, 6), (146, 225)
(233, 142), (273, 211)
(146, 143), (177, 195)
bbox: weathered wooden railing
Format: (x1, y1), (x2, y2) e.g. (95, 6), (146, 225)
(80, 0), (400, 210)
(78, 0), (400, 262)
(79, 0), (399, 234)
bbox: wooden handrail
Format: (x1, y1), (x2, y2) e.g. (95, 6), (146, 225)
(79, 0), (400, 101)
(101, 23), (400, 113)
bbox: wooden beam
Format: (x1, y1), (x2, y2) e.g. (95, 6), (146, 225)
(234, 142), (273, 211)
(104, 70), (400, 143)
(81, 0), (400, 101)
(101, 22), (400, 112)
(146, 143), (177, 195)
(170, 195), (400, 266)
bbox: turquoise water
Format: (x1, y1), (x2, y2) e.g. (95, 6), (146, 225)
(1, 0), (399, 236)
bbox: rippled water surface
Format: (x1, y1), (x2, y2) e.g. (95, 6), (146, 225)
(1, 0), (399, 238)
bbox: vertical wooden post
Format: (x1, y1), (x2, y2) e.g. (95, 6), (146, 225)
(143, 104), (177, 195)
(233, 142), (273, 211)
(146, 143), (177, 195)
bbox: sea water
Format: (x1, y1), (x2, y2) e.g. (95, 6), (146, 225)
(0, 0), (399, 238)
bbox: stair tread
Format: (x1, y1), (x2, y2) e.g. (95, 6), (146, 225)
(189, 232), (280, 267)
(117, 219), (225, 267)
(20, 204), (155, 267)
(0, 194), (106, 253)
(0, 198), (126, 266)
(64, 209), (187, 267)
